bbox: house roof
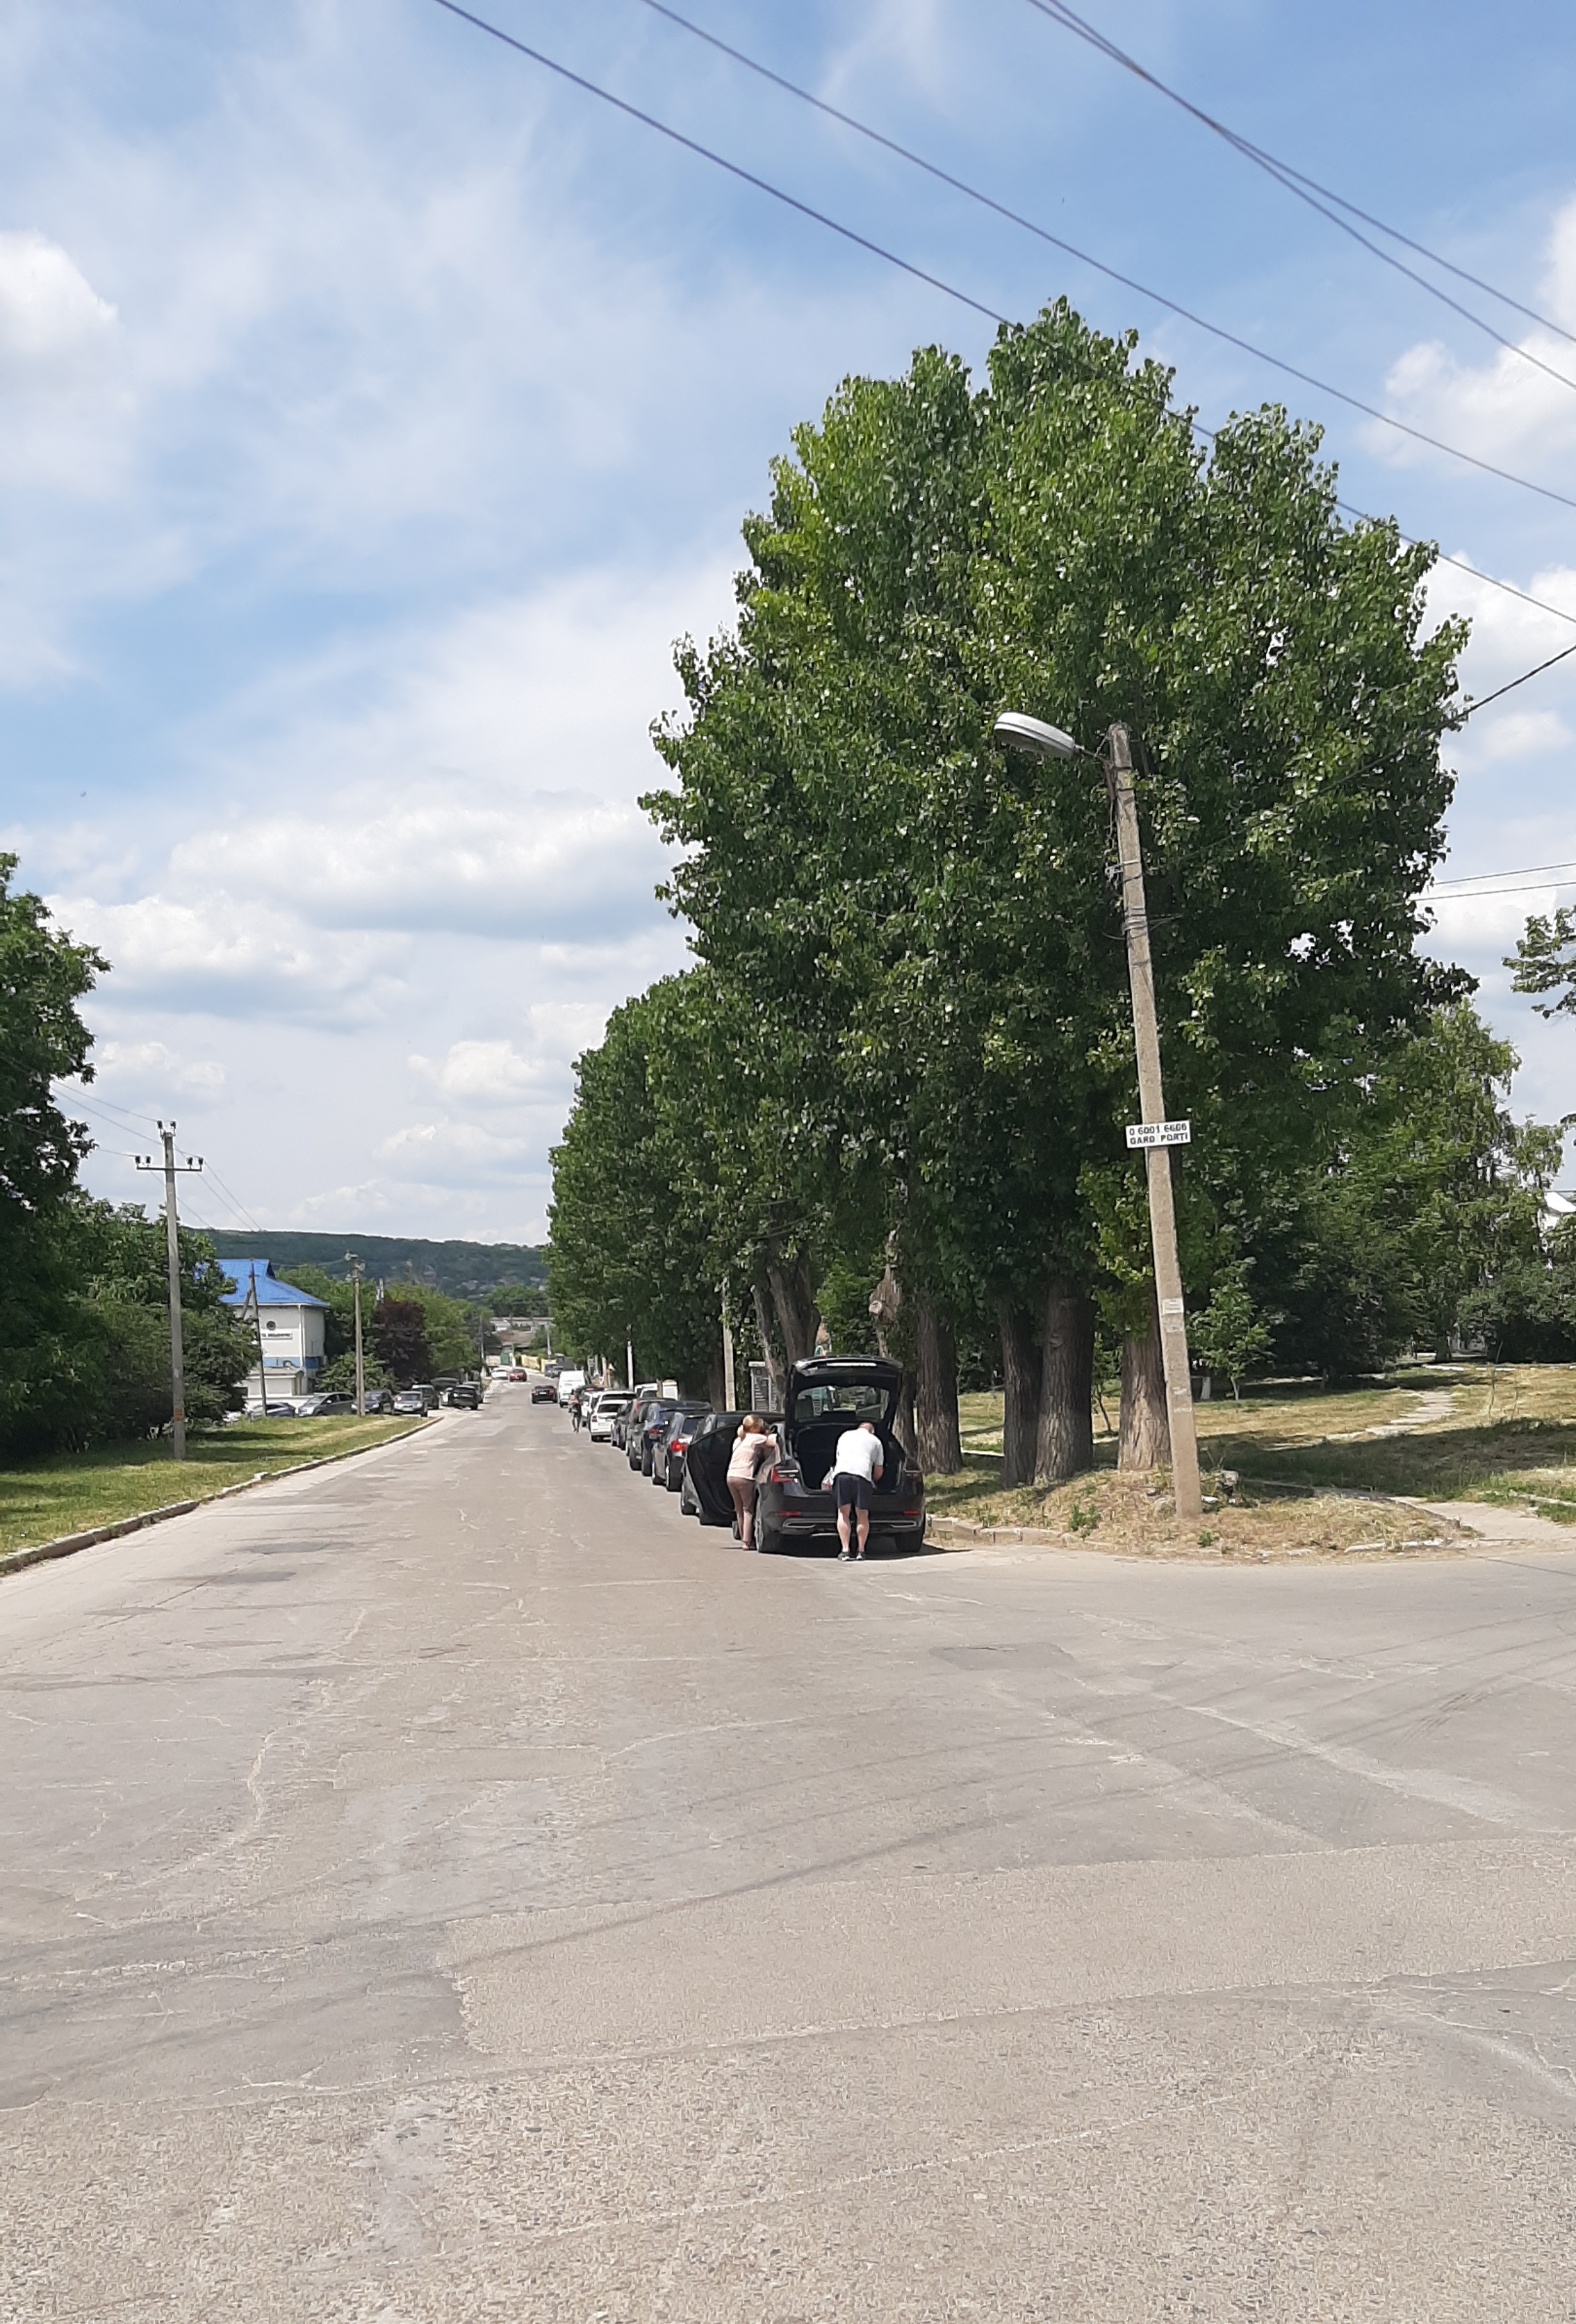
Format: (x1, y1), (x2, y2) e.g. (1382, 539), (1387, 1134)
(219, 1259), (327, 1309)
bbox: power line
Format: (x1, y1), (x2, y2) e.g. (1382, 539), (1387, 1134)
(1023, 0), (1576, 373)
(1428, 876), (1576, 903)
(204, 1161), (266, 1235)
(623, 0), (1576, 510)
(1461, 639), (1576, 717)
(434, 3), (1576, 670)
(1433, 858), (1576, 889)
(432, 0), (1004, 325)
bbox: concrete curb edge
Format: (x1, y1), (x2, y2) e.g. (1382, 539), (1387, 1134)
(0, 1418), (437, 1580)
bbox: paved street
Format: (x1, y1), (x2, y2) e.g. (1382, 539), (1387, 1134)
(2, 1389), (1574, 2321)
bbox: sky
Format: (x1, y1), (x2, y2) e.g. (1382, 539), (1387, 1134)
(3, 0), (1574, 1245)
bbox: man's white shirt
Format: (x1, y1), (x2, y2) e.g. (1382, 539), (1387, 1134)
(831, 1427), (883, 1483)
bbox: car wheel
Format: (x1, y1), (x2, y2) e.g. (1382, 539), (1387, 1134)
(755, 1519), (784, 1555)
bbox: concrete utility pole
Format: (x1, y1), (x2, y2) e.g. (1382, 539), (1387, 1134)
(346, 1253), (366, 1416)
(721, 1289), (736, 1413)
(626, 1329), (634, 1392)
(1106, 722), (1203, 1522)
(135, 1124), (204, 1460)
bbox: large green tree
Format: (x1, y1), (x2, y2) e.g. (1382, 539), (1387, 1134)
(645, 304), (1466, 1481)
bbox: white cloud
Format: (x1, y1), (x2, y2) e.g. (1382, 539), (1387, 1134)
(0, 227), (115, 364)
(378, 1118), (532, 1186)
(49, 890), (405, 1022)
(1377, 197), (1576, 480)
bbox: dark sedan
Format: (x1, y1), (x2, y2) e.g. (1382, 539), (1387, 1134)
(530, 1380), (556, 1403)
(654, 1402), (711, 1490)
(630, 1398), (676, 1475)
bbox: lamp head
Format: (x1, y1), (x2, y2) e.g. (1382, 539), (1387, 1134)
(992, 710), (1080, 762)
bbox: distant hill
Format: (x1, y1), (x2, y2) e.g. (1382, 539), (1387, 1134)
(208, 1231), (548, 1300)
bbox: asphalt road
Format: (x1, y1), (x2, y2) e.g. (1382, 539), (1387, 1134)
(2, 1389), (1574, 2321)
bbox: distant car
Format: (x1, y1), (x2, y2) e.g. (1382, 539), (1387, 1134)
(589, 1392), (632, 1443)
(305, 1393), (357, 1417)
(656, 1404), (712, 1490)
(390, 1387), (427, 1417)
(365, 1388), (395, 1414)
(411, 1383), (443, 1413)
(612, 1386), (659, 1452)
(445, 1381), (484, 1409)
(530, 1380), (556, 1403)
(242, 1398), (302, 1419)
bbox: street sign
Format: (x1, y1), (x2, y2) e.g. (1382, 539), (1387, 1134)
(1125, 1119), (1192, 1149)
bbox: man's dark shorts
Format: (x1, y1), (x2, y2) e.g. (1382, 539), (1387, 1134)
(834, 1473), (871, 1512)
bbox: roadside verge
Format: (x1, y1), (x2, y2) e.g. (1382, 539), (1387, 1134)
(0, 1418), (437, 1581)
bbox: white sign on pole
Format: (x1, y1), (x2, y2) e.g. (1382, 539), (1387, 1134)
(1125, 1120), (1192, 1149)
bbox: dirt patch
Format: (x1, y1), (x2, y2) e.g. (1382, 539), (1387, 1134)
(926, 1466), (1479, 1562)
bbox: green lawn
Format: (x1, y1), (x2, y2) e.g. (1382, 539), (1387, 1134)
(0, 1416), (429, 1560)
(944, 1366), (1576, 1527)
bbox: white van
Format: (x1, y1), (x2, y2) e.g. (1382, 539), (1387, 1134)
(555, 1368), (586, 1403)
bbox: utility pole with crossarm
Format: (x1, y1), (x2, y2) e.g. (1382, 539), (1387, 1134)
(135, 1124), (204, 1461)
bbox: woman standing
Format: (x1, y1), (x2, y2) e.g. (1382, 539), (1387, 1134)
(726, 1414), (778, 1550)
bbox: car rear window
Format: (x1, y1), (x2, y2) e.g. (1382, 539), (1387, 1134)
(790, 1380), (887, 1427)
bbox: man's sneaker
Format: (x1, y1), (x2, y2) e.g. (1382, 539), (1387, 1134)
(838, 1546), (851, 1560)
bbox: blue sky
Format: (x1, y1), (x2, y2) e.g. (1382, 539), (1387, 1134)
(3, 0), (1573, 1242)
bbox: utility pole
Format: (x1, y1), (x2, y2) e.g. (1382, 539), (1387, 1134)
(720, 1289), (736, 1412)
(626, 1329), (634, 1392)
(135, 1124), (204, 1460)
(346, 1253), (366, 1416)
(1106, 722), (1203, 1522)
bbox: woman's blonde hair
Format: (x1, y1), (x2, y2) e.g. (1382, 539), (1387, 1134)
(741, 1412), (763, 1432)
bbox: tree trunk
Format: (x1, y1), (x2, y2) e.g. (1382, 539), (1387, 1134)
(1035, 1283), (1095, 1484)
(751, 1280), (783, 1409)
(999, 1302), (1040, 1488)
(914, 1298), (962, 1475)
(707, 1348), (726, 1411)
(1119, 1289), (1171, 1470)
(766, 1255), (819, 1368)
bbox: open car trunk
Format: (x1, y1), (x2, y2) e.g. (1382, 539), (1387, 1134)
(753, 1355), (927, 1553)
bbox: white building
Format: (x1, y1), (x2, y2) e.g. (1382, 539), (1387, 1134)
(220, 1259), (328, 1405)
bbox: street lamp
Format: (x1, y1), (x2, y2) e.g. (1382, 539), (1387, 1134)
(992, 710), (1204, 1523)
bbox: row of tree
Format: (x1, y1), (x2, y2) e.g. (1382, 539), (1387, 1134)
(548, 303), (1574, 1481)
(0, 850), (499, 1455)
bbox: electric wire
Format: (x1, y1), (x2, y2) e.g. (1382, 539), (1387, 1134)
(204, 1162), (266, 1235)
(1023, 0), (1576, 368)
(621, 0), (1576, 508)
(1427, 876), (1576, 903)
(438, 1), (1576, 644)
(1460, 639), (1576, 717)
(1433, 858), (1576, 888)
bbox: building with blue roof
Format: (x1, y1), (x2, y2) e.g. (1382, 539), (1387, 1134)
(220, 1259), (328, 1407)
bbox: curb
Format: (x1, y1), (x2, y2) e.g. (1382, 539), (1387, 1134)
(0, 1418), (436, 1581)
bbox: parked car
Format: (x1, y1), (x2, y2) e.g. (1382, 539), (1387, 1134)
(390, 1386), (428, 1417)
(299, 1392), (357, 1417)
(749, 1355), (926, 1555)
(445, 1381), (484, 1409)
(613, 1386), (659, 1451)
(655, 1403), (711, 1489)
(682, 1411), (771, 1524)
(363, 1388), (395, 1414)
(589, 1391), (632, 1443)
(628, 1397), (675, 1473)
(530, 1378), (557, 1404)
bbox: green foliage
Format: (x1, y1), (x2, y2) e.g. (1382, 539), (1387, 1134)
(318, 1351), (392, 1393)
(1507, 906), (1576, 1020)
(1190, 1263), (1275, 1398)
(371, 1296), (432, 1386)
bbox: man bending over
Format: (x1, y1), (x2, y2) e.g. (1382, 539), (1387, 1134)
(830, 1418), (883, 1561)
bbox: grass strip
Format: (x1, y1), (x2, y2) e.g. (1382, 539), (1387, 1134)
(0, 1416), (429, 1560)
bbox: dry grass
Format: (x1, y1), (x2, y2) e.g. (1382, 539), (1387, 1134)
(0, 1415), (427, 1560)
(927, 1464), (1473, 1561)
(937, 1364), (1576, 1553)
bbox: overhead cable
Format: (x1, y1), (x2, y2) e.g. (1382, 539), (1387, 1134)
(432, 2), (1576, 651)
(1433, 858), (1576, 889)
(626, 0), (1576, 509)
(1460, 639), (1576, 716)
(1023, 0), (1576, 376)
